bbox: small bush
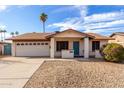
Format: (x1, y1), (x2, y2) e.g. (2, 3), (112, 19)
(100, 43), (124, 62)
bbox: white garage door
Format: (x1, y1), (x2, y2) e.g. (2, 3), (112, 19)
(15, 42), (50, 57)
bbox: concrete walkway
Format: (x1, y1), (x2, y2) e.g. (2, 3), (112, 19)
(0, 56), (45, 88)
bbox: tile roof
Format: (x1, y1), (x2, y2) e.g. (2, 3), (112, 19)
(7, 32), (54, 41)
(46, 29), (95, 38)
(6, 29), (114, 41)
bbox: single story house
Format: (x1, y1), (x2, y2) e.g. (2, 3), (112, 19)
(7, 29), (114, 58)
(109, 32), (124, 47)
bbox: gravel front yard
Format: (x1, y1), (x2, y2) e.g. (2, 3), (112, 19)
(24, 60), (124, 88)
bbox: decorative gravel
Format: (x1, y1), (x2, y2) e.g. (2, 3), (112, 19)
(24, 60), (124, 88)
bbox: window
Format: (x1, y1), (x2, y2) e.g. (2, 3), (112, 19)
(21, 43), (24, 45)
(29, 43), (32, 45)
(17, 43), (20, 46)
(92, 41), (100, 51)
(33, 43), (36, 45)
(45, 43), (48, 45)
(37, 43), (40, 45)
(41, 43), (44, 45)
(25, 43), (28, 45)
(56, 41), (68, 51)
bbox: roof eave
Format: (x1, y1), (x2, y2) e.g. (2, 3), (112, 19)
(6, 38), (50, 41)
(110, 33), (115, 37)
(94, 38), (115, 40)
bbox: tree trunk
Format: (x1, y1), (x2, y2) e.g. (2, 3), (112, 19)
(43, 22), (45, 33)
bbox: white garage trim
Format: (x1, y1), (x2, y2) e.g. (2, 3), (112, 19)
(15, 41), (50, 57)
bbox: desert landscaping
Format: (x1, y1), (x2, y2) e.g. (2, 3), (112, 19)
(24, 60), (124, 88)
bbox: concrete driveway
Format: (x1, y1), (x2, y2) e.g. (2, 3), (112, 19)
(0, 56), (45, 88)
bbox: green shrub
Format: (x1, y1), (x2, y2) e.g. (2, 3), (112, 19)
(100, 43), (124, 62)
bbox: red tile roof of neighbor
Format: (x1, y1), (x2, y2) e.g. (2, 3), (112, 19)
(6, 29), (114, 41)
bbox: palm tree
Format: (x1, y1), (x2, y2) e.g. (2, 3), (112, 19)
(15, 31), (19, 35)
(10, 32), (14, 37)
(40, 13), (48, 33)
(0, 30), (6, 41)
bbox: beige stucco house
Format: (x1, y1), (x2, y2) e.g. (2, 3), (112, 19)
(7, 29), (113, 58)
(109, 32), (124, 47)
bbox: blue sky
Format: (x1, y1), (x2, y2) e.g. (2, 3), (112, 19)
(0, 5), (124, 38)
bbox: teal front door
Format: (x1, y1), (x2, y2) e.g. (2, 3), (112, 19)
(73, 41), (79, 56)
(4, 44), (11, 55)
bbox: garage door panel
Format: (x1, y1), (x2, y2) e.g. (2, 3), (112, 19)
(16, 42), (50, 57)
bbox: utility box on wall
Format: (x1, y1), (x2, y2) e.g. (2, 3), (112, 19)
(61, 50), (74, 58)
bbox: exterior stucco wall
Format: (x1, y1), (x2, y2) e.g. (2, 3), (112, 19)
(12, 42), (16, 56)
(50, 38), (55, 58)
(12, 38), (108, 58)
(109, 35), (124, 47)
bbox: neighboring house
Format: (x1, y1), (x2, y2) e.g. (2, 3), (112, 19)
(109, 32), (124, 47)
(7, 29), (113, 58)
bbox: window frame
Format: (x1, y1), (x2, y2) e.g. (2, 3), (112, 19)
(92, 41), (100, 51)
(56, 41), (69, 52)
